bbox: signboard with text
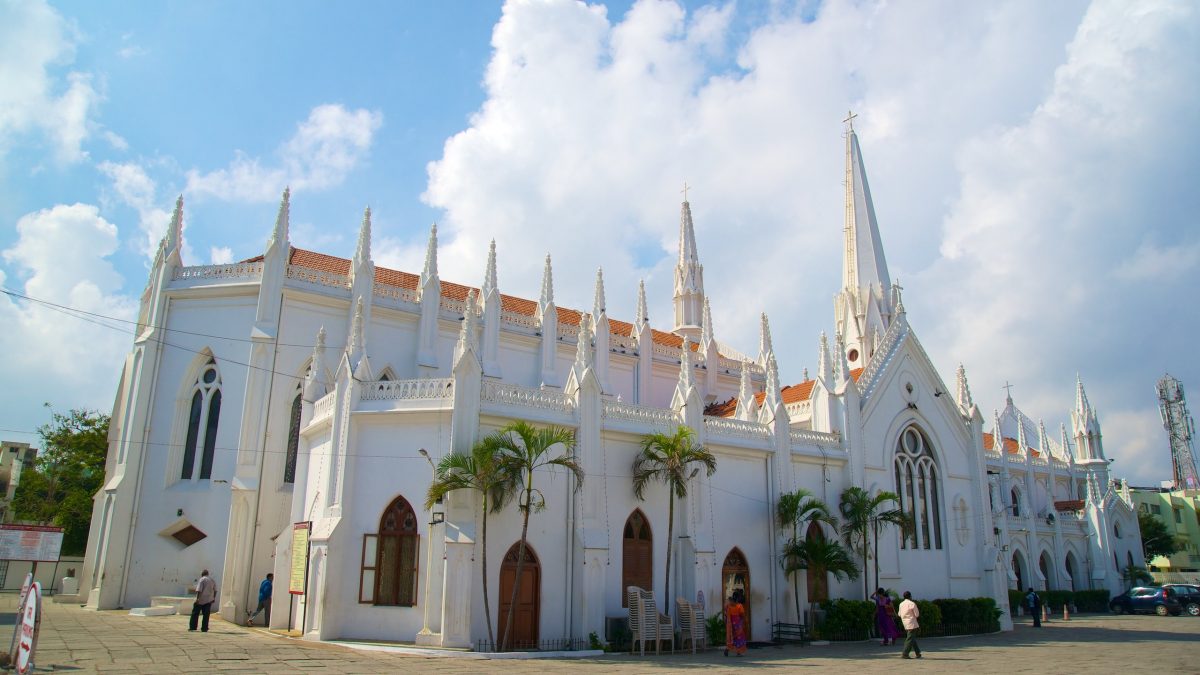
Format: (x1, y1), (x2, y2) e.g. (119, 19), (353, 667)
(15, 581), (41, 675)
(0, 525), (63, 562)
(289, 522), (311, 595)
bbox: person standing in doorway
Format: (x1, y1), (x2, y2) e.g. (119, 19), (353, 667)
(189, 569), (218, 632)
(1026, 587), (1042, 627)
(723, 591), (748, 657)
(247, 573), (273, 627)
(898, 591), (922, 659)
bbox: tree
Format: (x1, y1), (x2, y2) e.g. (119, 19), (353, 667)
(495, 421), (582, 651)
(838, 486), (911, 598)
(12, 408), (109, 556)
(1121, 563), (1153, 589)
(424, 434), (515, 648)
(1138, 511), (1184, 564)
(631, 425), (717, 618)
(780, 536), (860, 599)
(777, 489), (836, 620)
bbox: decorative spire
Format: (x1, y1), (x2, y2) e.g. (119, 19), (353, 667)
(834, 332), (850, 386)
(817, 332), (833, 383)
(1016, 412), (1030, 457)
(673, 192), (705, 338)
(635, 279), (649, 333)
(353, 207), (372, 269)
(457, 289), (479, 356)
(303, 326), (328, 402)
(1060, 423), (1073, 461)
(735, 358), (757, 421)
(420, 223), (439, 288)
(482, 239), (498, 297)
(678, 336), (695, 391)
(539, 254), (554, 307)
(892, 280), (905, 315)
(1074, 374), (1090, 417)
(955, 363), (974, 411)
(842, 115), (891, 295)
(574, 313), (594, 372)
(758, 313), (774, 366)
(348, 297), (365, 358)
(762, 354), (783, 415)
(268, 187), (290, 250)
(593, 267), (606, 316)
(993, 409), (1005, 454)
(1038, 419), (1051, 459)
(700, 297), (714, 348)
(165, 194), (184, 256)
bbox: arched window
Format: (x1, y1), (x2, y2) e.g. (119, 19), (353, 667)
(373, 496), (420, 606)
(622, 510), (653, 607)
(284, 393), (302, 484)
(893, 425), (943, 550)
(181, 359), (222, 480)
(1010, 488), (1021, 518)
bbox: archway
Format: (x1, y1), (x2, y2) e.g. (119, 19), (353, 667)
(498, 542), (540, 649)
(722, 548), (751, 641)
(804, 522), (829, 603)
(622, 510), (653, 607)
(1012, 550), (1027, 592)
(1038, 551), (1054, 590)
(1065, 552), (1079, 592)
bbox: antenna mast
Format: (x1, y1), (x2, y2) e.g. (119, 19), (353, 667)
(1158, 374), (1199, 490)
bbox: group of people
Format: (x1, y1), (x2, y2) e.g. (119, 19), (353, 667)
(185, 570), (274, 633)
(872, 588), (923, 659)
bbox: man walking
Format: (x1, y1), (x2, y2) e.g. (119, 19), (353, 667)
(189, 569), (218, 632)
(1026, 587), (1042, 627)
(898, 590), (922, 659)
(247, 573), (273, 627)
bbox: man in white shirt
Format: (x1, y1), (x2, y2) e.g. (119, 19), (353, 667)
(189, 569), (218, 632)
(898, 590), (922, 659)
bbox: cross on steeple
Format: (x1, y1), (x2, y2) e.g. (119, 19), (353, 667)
(843, 109), (857, 132)
(681, 181), (691, 202)
(1002, 381), (1015, 401)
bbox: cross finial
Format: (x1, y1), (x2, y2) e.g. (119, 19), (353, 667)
(681, 181), (691, 202)
(843, 109), (857, 131)
(1002, 381), (1014, 401)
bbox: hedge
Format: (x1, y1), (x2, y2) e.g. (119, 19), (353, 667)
(811, 597), (1008, 640)
(1009, 589), (1111, 615)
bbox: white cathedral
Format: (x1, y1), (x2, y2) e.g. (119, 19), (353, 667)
(80, 121), (1142, 647)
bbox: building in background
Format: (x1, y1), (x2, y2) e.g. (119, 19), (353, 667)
(0, 440), (37, 524)
(1130, 487), (1200, 583)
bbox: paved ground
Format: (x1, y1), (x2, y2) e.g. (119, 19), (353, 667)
(6, 594), (1198, 673)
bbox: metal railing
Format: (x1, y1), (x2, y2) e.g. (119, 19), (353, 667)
(474, 637), (590, 653)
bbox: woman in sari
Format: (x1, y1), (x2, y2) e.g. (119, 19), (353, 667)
(724, 592), (748, 657)
(871, 587), (900, 646)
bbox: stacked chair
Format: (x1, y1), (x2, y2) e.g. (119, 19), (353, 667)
(626, 586), (674, 654)
(676, 597), (708, 653)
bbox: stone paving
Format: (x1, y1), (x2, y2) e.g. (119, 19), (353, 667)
(9, 593), (1199, 673)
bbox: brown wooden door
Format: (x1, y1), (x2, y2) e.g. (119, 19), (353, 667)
(498, 542), (540, 649)
(805, 522), (829, 603)
(622, 510), (653, 606)
(723, 547), (751, 641)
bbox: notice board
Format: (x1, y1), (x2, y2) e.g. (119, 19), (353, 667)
(289, 522), (311, 595)
(0, 525), (63, 562)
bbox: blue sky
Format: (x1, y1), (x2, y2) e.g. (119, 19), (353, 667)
(1, 0), (1198, 487)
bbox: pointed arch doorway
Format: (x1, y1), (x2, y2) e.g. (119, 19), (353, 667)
(722, 548), (751, 641)
(498, 542), (540, 649)
(622, 510), (653, 607)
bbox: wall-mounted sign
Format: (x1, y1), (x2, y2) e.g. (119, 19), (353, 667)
(289, 522), (311, 595)
(0, 525), (63, 562)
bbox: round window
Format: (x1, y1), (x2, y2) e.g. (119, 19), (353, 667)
(848, 348), (859, 363)
(202, 367), (217, 384)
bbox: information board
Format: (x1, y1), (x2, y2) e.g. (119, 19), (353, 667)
(0, 525), (64, 562)
(289, 522), (311, 595)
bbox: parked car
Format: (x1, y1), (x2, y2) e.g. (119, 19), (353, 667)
(1162, 584), (1200, 616)
(1109, 587), (1183, 616)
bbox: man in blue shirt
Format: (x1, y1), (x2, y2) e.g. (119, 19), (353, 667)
(247, 573), (273, 627)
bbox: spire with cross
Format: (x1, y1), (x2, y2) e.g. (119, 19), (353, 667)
(681, 181), (691, 203)
(843, 109), (857, 132)
(1002, 381), (1015, 404)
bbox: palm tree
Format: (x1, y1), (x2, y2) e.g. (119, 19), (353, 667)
(1121, 563), (1153, 590)
(424, 435), (515, 648)
(777, 489), (837, 621)
(781, 535), (860, 590)
(495, 421), (583, 651)
(631, 426), (717, 617)
(838, 486), (911, 598)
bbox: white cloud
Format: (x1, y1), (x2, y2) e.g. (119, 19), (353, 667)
(98, 160), (173, 259)
(424, 0), (1197, 487)
(210, 246), (233, 265)
(0, 0), (100, 163)
(1113, 241), (1200, 282)
(186, 104), (383, 202)
(0, 204), (136, 413)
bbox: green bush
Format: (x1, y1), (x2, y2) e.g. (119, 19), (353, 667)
(1009, 590), (1027, 615)
(1073, 590), (1111, 613)
(1043, 590), (1073, 612)
(813, 599), (874, 640)
(914, 600), (943, 638)
(706, 613), (725, 647)
(932, 597), (1001, 633)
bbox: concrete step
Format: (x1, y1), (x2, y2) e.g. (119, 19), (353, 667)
(150, 595), (194, 613)
(51, 594), (81, 604)
(130, 606), (176, 617)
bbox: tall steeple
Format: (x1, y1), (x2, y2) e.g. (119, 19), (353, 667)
(834, 113), (894, 371)
(673, 186), (705, 340)
(1072, 375), (1105, 461)
(634, 280), (649, 334)
(539, 254), (554, 310)
(758, 313), (774, 368)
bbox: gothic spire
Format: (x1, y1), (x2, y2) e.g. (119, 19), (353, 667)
(1038, 419), (1051, 459)
(700, 297), (714, 349)
(163, 194), (184, 260)
(303, 326), (328, 402)
(593, 267), (606, 316)
(834, 332), (850, 386)
(758, 313), (774, 366)
(673, 191), (705, 339)
(955, 363), (974, 411)
(574, 313), (594, 372)
(635, 279), (649, 333)
(420, 222), (439, 288)
(817, 331), (833, 383)
(348, 297), (365, 359)
(456, 289), (479, 358)
(762, 354), (783, 415)
(353, 207), (372, 270)
(268, 187), (290, 251)
(735, 358), (757, 421)
(677, 336), (695, 392)
(539, 254), (554, 307)
(482, 240), (498, 298)
(842, 116), (891, 295)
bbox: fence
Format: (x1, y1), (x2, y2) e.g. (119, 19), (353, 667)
(812, 620), (1000, 642)
(474, 637), (590, 653)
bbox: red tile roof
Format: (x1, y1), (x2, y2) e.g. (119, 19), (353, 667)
(983, 432), (1040, 458)
(1054, 499), (1085, 512)
(705, 368), (865, 418)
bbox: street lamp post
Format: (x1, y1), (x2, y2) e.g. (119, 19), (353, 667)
(416, 448), (447, 646)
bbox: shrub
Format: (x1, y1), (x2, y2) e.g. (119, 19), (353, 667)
(914, 600), (943, 638)
(1009, 590), (1027, 615)
(1043, 590), (1073, 612)
(933, 597), (1001, 633)
(706, 613), (725, 647)
(1073, 590), (1111, 613)
(813, 599), (874, 640)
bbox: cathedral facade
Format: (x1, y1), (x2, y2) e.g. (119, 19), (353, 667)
(79, 123), (1140, 646)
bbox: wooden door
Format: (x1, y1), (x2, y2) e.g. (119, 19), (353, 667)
(805, 522), (829, 603)
(622, 510), (653, 606)
(723, 547), (751, 641)
(497, 542), (540, 649)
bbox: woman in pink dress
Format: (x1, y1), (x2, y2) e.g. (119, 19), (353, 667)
(872, 588), (901, 646)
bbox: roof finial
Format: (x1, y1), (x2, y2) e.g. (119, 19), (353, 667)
(635, 279), (649, 333)
(574, 313), (594, 371)
(843, 109), (857, 132)
(353, 206), (372, 268)
(700, 297), (714, 348)
(758, 313), (774, 366)
(269, 187), (290, 250)
(539, 254), (554, 307)
(482, 239), (498, 297)
(681, 181), (691, 203)
(1002, 381), (1014, 405)
(420, 222), (439, 286)
(593, 267), (606, 315)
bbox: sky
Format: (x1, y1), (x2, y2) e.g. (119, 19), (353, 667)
(0, 0), (1197, 488)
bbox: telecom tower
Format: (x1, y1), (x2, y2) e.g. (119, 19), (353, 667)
(1157, 374), (1199, 490)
